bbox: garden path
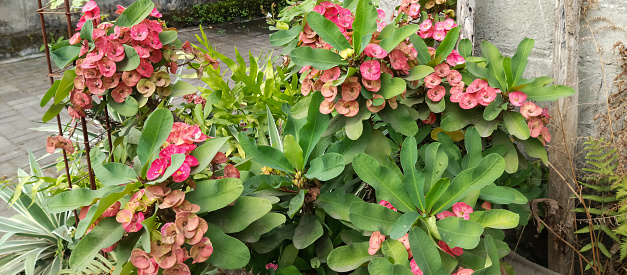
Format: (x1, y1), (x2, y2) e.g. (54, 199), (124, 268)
(0, 19), (277, 215)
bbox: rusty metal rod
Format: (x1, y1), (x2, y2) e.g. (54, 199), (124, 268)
(104, 103), (114, 162)
(63, 0), (73, 36)
(81, 117), (97, 190)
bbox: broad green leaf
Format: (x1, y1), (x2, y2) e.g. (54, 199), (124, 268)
(287, 190), (305, 218)
(314, 189), (362, 221)
(299, 92), (330, 163)
(481, 41), (508, 90)
(158, 30), (178, 45)
(401, 136), (426, 211)
(353, 154), (414, 212)
(379, 73), (407, 99)
(45, 186), (122, 213)
(404, 65), (435, 81)
(436, 217), (484, 249)
(290, 47), (348, 70)
(93, 162), (137, 186)
(190, 136), (230, 174)
(464, 127), (483, 169)
(113, 0), (154, 27)
(54, 70), (77, 104)
(470, 210), (520, 229)
(502, 111), (530, 140)
(473, 235), (501, 274)
(511, 38), (535, 86)
(233, 212), (286, 243)
(42, 103), (65, 122)
(305, 153), (345, 181)
(524, 85), (576, 101)
(327, 242), (374, 272)
(205, 223), (250, 269)
(381, 239), (410, 267)
(380, 25), (421, 53)
(434, 27), (460, 64)
(491, 130), (519, 173)
(50, 45), (80, 69)
(283, 135), (304, 171)
(116, 44), (140, 71)
(239, 133), (294, 173)
(349, 201), (402, 235)
(85, 182), (142, 231)
(251, 224), (297, 254)
(516, 137), (548, 164)
(363, 130), (391, 163)
(205, 196), (271, 233)
(351, 0), (378, 54)
(40, 80), (60, 107)
(270, 26), (302, 46)
(440, 103), (483, 132)
(137, 108), (173, 166)
(425, 178), (450, 213)
(186, 178), (244, 213)
(458, 39), (473, 58)
(154, 154), (185, 183)
(109, 95), (139, 117)
(368, 257), (413, 275)
(293, 214), (324, 249)
(266, 105), (282, 151)
(426, 96), (446, 113)
(483, 96), (504, 121)
(306, 12), (351, 51)
(432, 154), (505, 213)
(378, 105), (419, 137)
(408, 227), (447, 275)
(327, 121), (371, 164)
(479, 186), (528, 205)
(80, 20), (93, 42)
(390, 212), (420, 240)
(70, 218), (125, 272)
(504, 57), (513, 86)
(409, 34), (431, 65)
(422, 143), (448, 190)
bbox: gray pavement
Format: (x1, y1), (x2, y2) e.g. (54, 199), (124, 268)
(0, 19), (277, 214)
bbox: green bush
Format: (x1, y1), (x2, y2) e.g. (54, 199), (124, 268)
(172, 0), (289, 26)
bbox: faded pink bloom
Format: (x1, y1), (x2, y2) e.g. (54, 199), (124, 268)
(147, 158), (168, 180)
(467, 79), (488, 93)
(364, 43), (388, 59)
(452, 267), (474, 275)
(321, 83), (338, 102)
(427, 85), (446, 102)
(266, 263), (279, 270)
(528, 118), (544, 138)
(301, 79), (313, 96)
(389, 50), (409, 71)
(366, 94), (386, 113)
(224, 164), (241, 179)
(335, 99), (359, 117)
(102, 201), (121, 217)
(379, 200), (398, 211)
(422, 112), (436, 124)
(481, 201), (492, 211)
(160, 190), (186, 209)
(459, 93), (478, 109)
(161, 222), (186, 246)
(436, 211), (456, 220)
(477, 87), (497, 106)
(145, 185), (171, 199)
(452, 202), (473, 220)
(362, 78), (381, 92)
(541, 108), (551, 124)
(122, 70), (141, 87)
(320, 67), (341, 82)
(102, 242), (118, 252)
(190, 237), (213, 263)
(319, 100), (335, 114)
(155, 248), (187, 269)
(540, 127), (551, 144)
(117, 210), (145, 232)
(434, 63), (451, 77)
(368, 231), (385, 255)
(131, 249), (153, 270)
(508, 91), (527, 106)
(360, 60), (381, 81)
(424, 73), (442, 89)
(520, 102), (542, 119)
(341, 79), (361, 101)
(410, 258), (424, 275)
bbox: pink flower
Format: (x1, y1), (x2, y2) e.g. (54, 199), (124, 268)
(408, 3), (421, 18)
(481, 201), (492, 211)
(419, 29), (433, 39)
(161, 222), (186, 246)
(438, 240), (454, 256)
(319, 100), (335, 114)
(320, 67), (341, 82)
(540, 127), (551, 144)
(434, 63), (451, 77)
(362, 78), (381, 92)
(266, 263), (279, 271)
(451, 246), (464, 256)
(102, 201), (121, 217)
(508, 91), (527, 106)
(447, 53), (466, 66)
(419, 20), (432, 32)
(364, 43), (388, 59)
(528, 118), (544, 138)
(443, 18), (457, 30)
(180, 125), (208, 144)
(130, 24), (149, 41)
(541, 108), (552, 124)
(335, 99), (360, 117)
(433, 30), (446, 41)
(116, 210), (145, 232)
(69, 33), (81, 45)
(97, 57), (116, 77)
(136, 59), (155, 78)
(341, 79), (361, 101)
(452, 202), (473, 220)
(422, 112), (436, 124)
(377, 9), (386, 19)
(172, 163), (191, 182)
(368, 231), (385, 255)
(313, 5), (325, 15)
(190, 237), (213, 263)
(82, 1), (100, 20)
(360, 60), (381, 81)
(321, 83), (338, 102)
(397, 233), (412, 258)
(452, 267), (475, 275)
(447, 70), (463, 86)
(436, 211), (455, 220)
(427, 85), (446, 102)
(520, 102), (542, 119)
(450, 91), (465, 104)
(410, 258), (424, 275)
(150, 8), (162, 18)
(434, 22), (445, 31)
(147, 158), (168, 180)
(389, 50), (409, 71)
(424, 73), (442, 89)
(379, 200), (397, 211)
(160, 144), (186, 159)
(467, 79), (488, 93)
(477, 87), (497, 106)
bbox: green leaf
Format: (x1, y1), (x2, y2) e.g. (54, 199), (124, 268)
(137, 108), (173, 167)
(458, 39), (473, 58)
(84, 182), (142, 231)
(158, 30), (178, 45)
(306, 12), (351, 51)
(205, 196), (271, 233)
(479, 186), (528, 205)
(379, 73), (408, 99)
(93, 162), (137, 186)
(80, 20), (93, 42)
(504, 57), (513, 87)
(205, 223), (251, 269)
(267, 105), (282, 151)
(425, 178), (450, 213)
(45, 186), (122, 213)
(70, 218), (125, 272)
(511, 38), (535, 86)
(422, 143), (448, 190)
(481, 41), (508, 90)
(401, 137), (426, 212)
(440, 103), (483, 132)
(349, 201), (402, 235)
(305, 153), (345, 181)
(290, 47), (348, 70)
(109, 95), (139, 117)
(314, 189), (362, 221)
(113, 0), (155, 27)
(516, 137), (548, 164)
(299, 92), (330, 163)
(432, 154), (505, 213)
(283, 135), (304, 171)
(116, 44), (140, 71)
(390, 212), (420, 240)
(41, 80), (60, 107)
(239, 133), (294, 173)
(524, 85), (576, 101)
(270, 26), (302, 46)
(378, 105), (419, 137)
(464, 126), (483, 169)
(353, 154), (415, 212)
(381, 239), (410, 267)
(169, 79), (198, 97)
(294, 214), (324, 249)
(380, 25), (421, 53)
(186, 178), (244, 213)
(404, 65), (435, 81)
(483, 96), (504, 121)
(42, 103), (65, 122)
(434, 27), (460, 64)
(409, 34), (431, 65)
(327, 242), (375, 272)
(436, 217), (484, 249)
(502, 111), (530, 140)
(287, 190), (305, 218)
(154, 154), (185, 182)
(190, 136), (230, 174)
(327, 121), (371, 164)
(469, 210), (520, 229)
(232, 212), (286, 243)
(368, 257), (413, 275)
(408, 227), (447, 275)
(351, 0), (378, 54)
(50, 45), (80, 69)
(54, 70), (77, 104)
(491, 130), (519, 174)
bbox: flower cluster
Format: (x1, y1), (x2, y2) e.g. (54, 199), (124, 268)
(183, 92), (207, 106)
(418, 18), (457, 41)
(46, 135), (75, 154)
(519, 101), (552, 145)
(448, 79), (500, 109)
(436, 202), (473, 220)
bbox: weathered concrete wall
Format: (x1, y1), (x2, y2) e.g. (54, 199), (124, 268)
(0, 0), (203, 58)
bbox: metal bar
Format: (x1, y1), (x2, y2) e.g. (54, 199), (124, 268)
(104, 103), (114, 162)
(81, 117), (97, 190)
(63, 0), (73, 36)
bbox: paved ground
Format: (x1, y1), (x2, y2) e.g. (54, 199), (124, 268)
(0, 19), (277, 214)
